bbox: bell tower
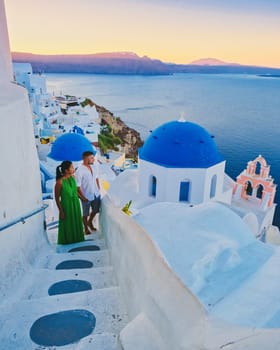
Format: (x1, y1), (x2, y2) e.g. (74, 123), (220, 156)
(233, 155), (276, 210)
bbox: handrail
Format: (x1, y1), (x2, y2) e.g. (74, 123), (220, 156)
(0, 204), (48, 232)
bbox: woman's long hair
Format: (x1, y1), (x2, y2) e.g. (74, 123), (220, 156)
(56, 160), (72, 180)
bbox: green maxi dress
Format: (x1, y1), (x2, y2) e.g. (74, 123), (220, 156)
(57, 176), (84, 245)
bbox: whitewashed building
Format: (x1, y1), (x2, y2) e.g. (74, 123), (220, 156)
(137, 119), (278, 239)
(13, 62), (62, 136)
(139, 119), (233, 205)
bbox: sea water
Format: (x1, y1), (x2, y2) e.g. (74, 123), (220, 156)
(46, 73), (280, 227)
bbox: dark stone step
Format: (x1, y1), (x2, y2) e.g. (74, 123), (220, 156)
(68, 245), (100, 252)
(48, 279), (92, 296)
(56, 260), (93, 270)
(30, 309), (96, 346)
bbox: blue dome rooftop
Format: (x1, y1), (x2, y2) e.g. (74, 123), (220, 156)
(48, 133), (96, 161)
(139, 120), (224, 168)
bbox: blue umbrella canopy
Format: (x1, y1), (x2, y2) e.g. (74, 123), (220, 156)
(48, 133), (96, 161)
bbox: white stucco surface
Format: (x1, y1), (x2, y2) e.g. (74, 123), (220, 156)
(101, 196), (206, 350)
(0, 83), (42, 225)
(120, 313), (166, 350)
(139, 158), (229, 205)
(0, 78), (45, 303)
(0, 0), (13, 82)
(108, 169), (280, 329)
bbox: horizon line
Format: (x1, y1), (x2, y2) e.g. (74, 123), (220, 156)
(11, 51), (280, 70)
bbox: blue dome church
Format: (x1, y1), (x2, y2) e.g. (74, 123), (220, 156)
(138, 120), (233, 205)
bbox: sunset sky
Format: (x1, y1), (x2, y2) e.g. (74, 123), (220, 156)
(4, 0), (280, 68)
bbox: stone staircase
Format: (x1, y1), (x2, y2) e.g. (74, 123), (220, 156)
(0, 229), (128, 349)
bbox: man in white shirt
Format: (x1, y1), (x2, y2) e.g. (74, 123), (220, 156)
(75, 151), (101, 234)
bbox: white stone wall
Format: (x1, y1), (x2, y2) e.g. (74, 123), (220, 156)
(261, 206), (276, 235)
(101, 195), (280, 349)
(0, 0), (13, 82)
(101, 196), (206, 349)
(0, 213), (47, 301)
(0, 0), (46, 300)
(139, 159), (227, 205)
(0, 84), (43, 223)
(204, 161), (227, 201)
(0, 83), (47, 299)
(30, 75), (47, 94)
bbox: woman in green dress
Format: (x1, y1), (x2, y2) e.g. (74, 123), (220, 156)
(54, 160), (84, 244)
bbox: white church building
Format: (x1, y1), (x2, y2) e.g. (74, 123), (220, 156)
(133, 119), (277, 240)
(139, 119), (233, 205)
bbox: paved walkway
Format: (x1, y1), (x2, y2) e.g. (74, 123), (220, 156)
(0, 225), (128, 349)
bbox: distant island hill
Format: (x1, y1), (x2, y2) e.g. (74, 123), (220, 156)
(12, 52), (280, 76)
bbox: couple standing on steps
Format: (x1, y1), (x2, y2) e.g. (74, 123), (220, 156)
(76, 151), (101, 235)
(55, 150), (101, 245)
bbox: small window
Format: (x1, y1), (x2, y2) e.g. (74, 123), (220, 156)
(210, 175), (217, 198)
(179, 181), (190, 202)
(150, 175), (157, 197)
